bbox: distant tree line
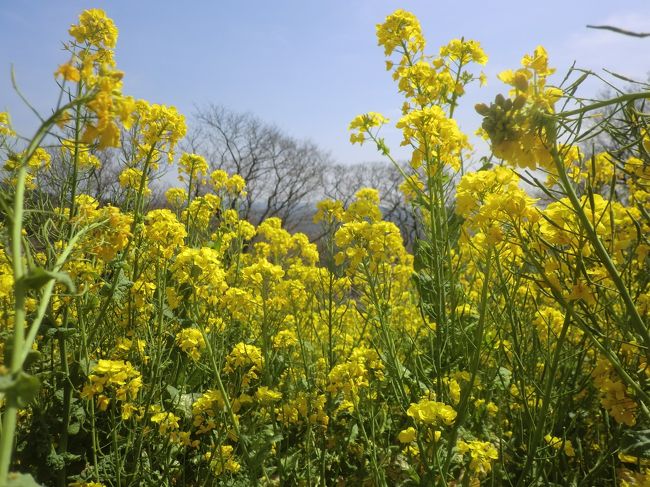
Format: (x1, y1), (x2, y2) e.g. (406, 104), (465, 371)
(185, 105), (420, 245)
(28, 105), (420, 246)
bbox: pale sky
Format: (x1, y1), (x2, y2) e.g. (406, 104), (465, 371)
(1, 1), (649, 165)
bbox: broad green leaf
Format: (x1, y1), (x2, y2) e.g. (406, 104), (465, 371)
(6, 472), (43, 486)
(19, 267), (75, 293)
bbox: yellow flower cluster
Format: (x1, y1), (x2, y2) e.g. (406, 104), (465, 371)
(223, 342), (264, 387)
(397, 106), (470, 171)
(119, 167), (149, 195)
(348, 112), (389, 145)
(255, 386), (282, 405)
(456, 165), (539, 244)
(150, 410), (180, 435)
(178, 153), (209, 183)
(3, 148), (51, 189)
(175, 327), (206, 361)
(376, 9), (425, 58)
(132, 100), (187, 163)
(327, 346), (384, 398)
(456, 439), (499, 478)
(205, 445), (241, 476)
(192, 389), (225, 435)
(210, 169), (246, 195)
(353, 9), (487, 200)
(171, 247), (227, 306)
(544, 434), (576, 457)
(62, 10), (137, 148)
(476, 46), (562, 171)
(143, 208), (187, 259)
(81, 359), (142, 411)
(591, 358), (638, 426)
(407, 399), (457, 426)
(68, 9), (118, 49)
(0, 112), (14, 137)
(276, 392), (328, 427)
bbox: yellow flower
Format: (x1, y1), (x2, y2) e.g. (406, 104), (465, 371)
(175, 328), (206, 361)
(348, 112), (389, 145)
(521, 45), (555, 77)
(457, 439), (499, 477)
(439, 39), (488, 65)
(545, 434), (575, 457)
(165, 187), (188, 208)
(132, 100), (187, 162)
(398, 427), (417, 443)
(396, 106), (469, 171)
(313, 199), (344, 224)
(255, 386), (282, 405)
(376, 9), (425, 57)
(119, 167), (149, 195)
(272, 329), (298, 349)
(210, 169), (229, 189)
(54, 63), (81, 82)
(224, 342), (264, 387)
(69, 9), (118, 49)
(407, 399), (457, 426)
(226, 174), (246, 194)
(182, 194), (221, 228)
(143, 209), (187, 258)
(0, 112), (14, 136)
(150, 411), (181, 435)
(81, 359), (142, 407)
(205, 445), (241, 475)
(178, 153), (209, 183)
(192, 389), (225, 434)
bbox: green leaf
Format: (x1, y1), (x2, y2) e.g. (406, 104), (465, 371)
(19, 267), (75, 293)
(165, 384), (180, 401)
(100, 268), (131, 300)
(494, 367), (512, 390)
(15, 372), (41, 407)
(0, 372), (41, 407)
(23, 350), (42, 370)
(621, 429), (650, 458)
(67, 421), (81, 435)
(6, 472), (43, 486)
(0, 374), (14, 392)
(349, 423), (359, 443)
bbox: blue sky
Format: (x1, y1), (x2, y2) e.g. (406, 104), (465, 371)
(1, 1), (649, 165)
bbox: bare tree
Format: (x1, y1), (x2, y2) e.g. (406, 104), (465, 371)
(191, 105), (330, 231)
(35, 145), (123, 207)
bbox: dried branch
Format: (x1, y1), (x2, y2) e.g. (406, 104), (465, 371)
(586, 25), (650, 38)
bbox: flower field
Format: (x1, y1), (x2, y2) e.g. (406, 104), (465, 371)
(0, 8), (649, 486)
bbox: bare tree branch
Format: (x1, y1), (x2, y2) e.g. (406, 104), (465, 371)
(586, 25), (650, 38)
(192, 105), (330, 229)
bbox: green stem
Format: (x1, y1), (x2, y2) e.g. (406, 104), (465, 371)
(441, 246), (492, 480)
(0, 91), (93, 487)
(552, 91), (650, 118)
(545, 119), (650, 360)
(516, 310), (572, 485)
(0, 162), (28, 486)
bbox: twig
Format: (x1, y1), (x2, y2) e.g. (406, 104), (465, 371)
(586, 25), (650, 38)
